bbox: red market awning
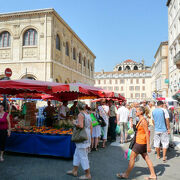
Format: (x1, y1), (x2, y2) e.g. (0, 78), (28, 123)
(68, 83), (125, 101)
(0, 79), (69, 95)
(14, 93), (56, 100)
(91, 98), (123, 103)
(0, 80), (126, 101)
(156, 97), (166, 101)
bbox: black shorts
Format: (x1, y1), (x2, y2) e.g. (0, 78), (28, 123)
(132, 143), (147, 154)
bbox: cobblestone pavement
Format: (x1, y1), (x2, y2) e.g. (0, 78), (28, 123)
(0, 140), (180, 180)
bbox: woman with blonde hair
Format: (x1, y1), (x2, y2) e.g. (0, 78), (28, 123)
(67, 103), (92, 179)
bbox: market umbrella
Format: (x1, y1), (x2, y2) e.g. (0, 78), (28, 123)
(14, 93), (57, 100)
(91, 98), (123, 103)
(66, 83), (125, 101)
(0, 79), (69, 95)
(156, 97), (166, 101)
(0, 80), (125, 101)
(0, 80), (97, 101)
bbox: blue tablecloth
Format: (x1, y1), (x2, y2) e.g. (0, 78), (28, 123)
(5, 132), (76, 158)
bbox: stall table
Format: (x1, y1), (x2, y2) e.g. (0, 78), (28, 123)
(5, 132), (75, 158)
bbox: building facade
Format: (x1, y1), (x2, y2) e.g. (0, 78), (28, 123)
(0, 9), (95, 85)
(95, 59), (152, 103)
(167, 0), (180, 97)
(151, 41), (169, 98)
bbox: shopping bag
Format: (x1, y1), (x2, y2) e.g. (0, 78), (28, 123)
(71, 113), (88, 143)
(90, 113), (99, 127)
(128, 128), (134, 135)
(116, 125), (121, 134)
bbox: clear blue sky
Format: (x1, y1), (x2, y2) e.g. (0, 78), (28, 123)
(0, 0), (168, 72)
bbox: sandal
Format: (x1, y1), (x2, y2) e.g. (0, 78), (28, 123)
(79, 175), (92, 179)
(66, 170), (78, 177)
(116, 173), (128, 179)
(156, 156), (160, 160)
(163, 158), (167, 163)
(144, 176), (157, 180)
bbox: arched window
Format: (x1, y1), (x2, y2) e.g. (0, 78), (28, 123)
(134, 66), (138, 70)
(0, 31), (11, 48)
(23, 29), (37, 46)
(79, 53), (82, 64)
(56, 35), (60, 50)
(22, 75), (36, 80)
(55, 78), (59, 83)
(91, 63), (94, 71)
(65, 42), (69, 56)
(73, 47), (76, 60)
(0, 76), (6, 80)
(83, 57), (86, 67)
(118, 66), (122, 71)
(125, 66), (130, 70)
(87, 60), (90, 69)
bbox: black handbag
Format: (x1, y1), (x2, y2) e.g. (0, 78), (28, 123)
(129, 133), (136, 150)
(129, 119), (142, 150)
(98, 115), (106, 127)
(97, 108), (107, 127)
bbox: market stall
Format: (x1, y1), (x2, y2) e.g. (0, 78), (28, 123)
(0, 79), (125, 158)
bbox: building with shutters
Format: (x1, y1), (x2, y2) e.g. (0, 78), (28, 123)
(167, 0), (180, 96)
(151, 41), (169, 98)
(94, 59), (152, 103)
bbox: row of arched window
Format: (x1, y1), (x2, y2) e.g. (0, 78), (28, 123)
(0, 29), (93, 71)
(118, 65), (139, 71)
(56, 34), (93, 69)
(0, 29), (37, 48)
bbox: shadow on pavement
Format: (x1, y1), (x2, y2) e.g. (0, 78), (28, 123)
(167, 148), (180, 160)
(131, 164), (170, 179)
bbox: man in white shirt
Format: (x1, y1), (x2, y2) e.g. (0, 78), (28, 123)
(58, 101), (69, 120)
(117, 102), (129, 144)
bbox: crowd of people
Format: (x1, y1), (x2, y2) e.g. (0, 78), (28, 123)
(66, 99), (179, 179)
(0, 97), (180, 179)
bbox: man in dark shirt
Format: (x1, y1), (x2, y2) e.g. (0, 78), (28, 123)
(43, 101), (55, 127)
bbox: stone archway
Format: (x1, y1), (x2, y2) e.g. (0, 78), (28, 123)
(134, 65), (138, 70)
(21, 74), (37, 80)
(0, 75), (6, 80)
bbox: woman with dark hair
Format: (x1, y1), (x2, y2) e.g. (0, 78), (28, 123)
(0, 103), (11, 162)
(67, 103), (92, 179)
(116, 106), (156, 179)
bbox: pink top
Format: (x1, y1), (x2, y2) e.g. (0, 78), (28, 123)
(0, 112), (8, 130)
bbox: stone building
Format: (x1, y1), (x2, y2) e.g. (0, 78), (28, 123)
(0, 8), (95, 85)
(95, 59), (152, 103)
(167, 0), (180, 96)
(151, 41), (169, 98)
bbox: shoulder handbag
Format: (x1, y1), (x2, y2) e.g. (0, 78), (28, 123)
(129, 119), (143, 150)
(97, 108), (107, 127)
(71, 113), (88, 143)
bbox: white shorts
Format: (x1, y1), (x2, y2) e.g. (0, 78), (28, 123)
(154, 131), (169, 149)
